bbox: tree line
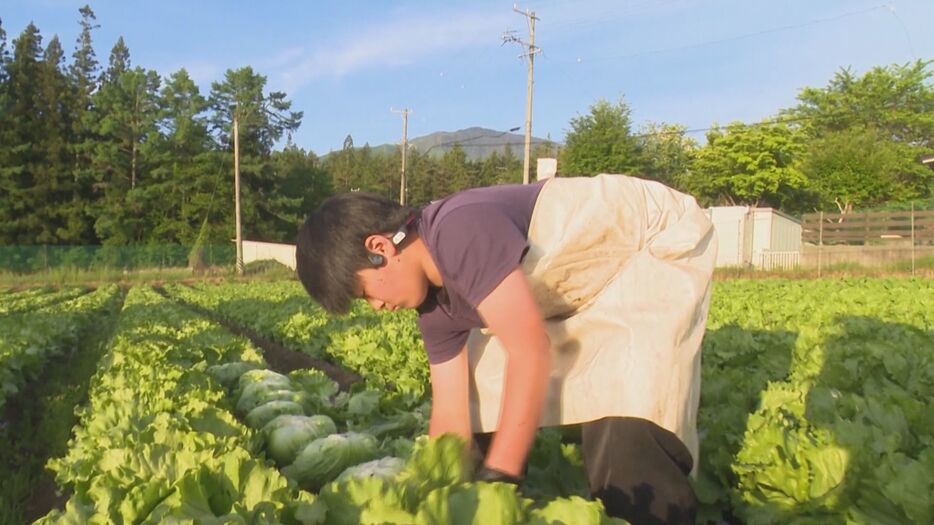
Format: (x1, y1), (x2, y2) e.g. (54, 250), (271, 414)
(0, 7), (931, 253)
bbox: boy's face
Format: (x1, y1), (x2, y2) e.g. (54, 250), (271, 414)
(355, 237), (429, 311)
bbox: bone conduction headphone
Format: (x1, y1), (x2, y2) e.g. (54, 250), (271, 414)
(368, 214), (418, 267)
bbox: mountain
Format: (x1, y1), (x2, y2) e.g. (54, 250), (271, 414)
(324, 127), (556, 162)
(408, 127), (554, 162)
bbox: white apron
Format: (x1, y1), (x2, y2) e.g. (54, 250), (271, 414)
(466, 174), (717, 467)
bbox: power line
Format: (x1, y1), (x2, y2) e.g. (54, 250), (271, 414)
(884, 3), (917, 60)
(565, 3), (891, 64)
(546, 0), (680, 32)
(408, 102), (923, 151)
(416, 127), (523, 155)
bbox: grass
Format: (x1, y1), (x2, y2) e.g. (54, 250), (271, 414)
(0, 260), (297, 289)
(3, 256), (931, 289)
(713, 255), (934, 280)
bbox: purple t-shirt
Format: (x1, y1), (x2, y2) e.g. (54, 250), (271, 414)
(416, 181), (546, 365)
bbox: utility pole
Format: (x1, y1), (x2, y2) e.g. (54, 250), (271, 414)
(233, 104), (244, 275)
(391, 108), (410, 205)
(504, 5), (540, 185)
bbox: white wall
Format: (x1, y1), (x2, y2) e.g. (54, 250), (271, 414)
(707, 207), (802, 268)
(707, 206), (750, 266)
(240, 240), (297, 270)
(768, 210), (802, 252)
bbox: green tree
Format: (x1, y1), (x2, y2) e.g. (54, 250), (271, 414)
(325, 134), (355, 193)
(478, 150), (503, 187)
(683, 121), (810, 211)
(0, 18), (13, 240)
(789, 61), (933, 208)
(404, 149), (439, 205)
(560, 98), (641, 176)
(354, 143), (377, 192)
(143, 69), (229, 245)
(273, 146), (332, 221)
(67, 4), (102, 244)
(499, 144), (522, 185)
(0, 17), (9, 79)
(790, 60), (932, 147)
(36, 35), (81, 244)
(439, 143), (470, 195)
(800, 125), (929, 214)
(101, 35), (129, 85)
(636, 122), (697, 189)
(208, 67), (303, 241)
(91, 62), (162, 244)
(0, 24), (44, 244)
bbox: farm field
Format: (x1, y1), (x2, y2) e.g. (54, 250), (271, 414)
(0, 277), (931, 524)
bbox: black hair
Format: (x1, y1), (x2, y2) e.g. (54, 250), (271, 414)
(295, 192), (415, 315)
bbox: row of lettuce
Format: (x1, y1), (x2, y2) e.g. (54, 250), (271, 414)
(9, 277), (931, 523)
(163, 282), (430, 402)
(0, 285), (118, 411)
(0, 286), (91, 316)
(36, 285), (621, 524)
(166, 278), (934, 524)
(696, 278), (933, 525)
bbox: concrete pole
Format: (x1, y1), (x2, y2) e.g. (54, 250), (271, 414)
(505, 6), (540, 185)
(392, 108), (410, 205)
(522, 12), (535, 185)
(818, 211), (823, 278)
(911, 202), (916, 276)
(234, 112), (244, 276)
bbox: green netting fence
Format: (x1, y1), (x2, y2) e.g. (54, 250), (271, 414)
(0, 245), (236, 274)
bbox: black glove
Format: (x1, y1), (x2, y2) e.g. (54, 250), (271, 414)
(475, 466), (523, 485)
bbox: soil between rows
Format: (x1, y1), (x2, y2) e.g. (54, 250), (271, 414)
(154, 287), (363, 391)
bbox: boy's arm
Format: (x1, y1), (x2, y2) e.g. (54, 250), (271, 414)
(476, 267), (552, 478)
(428, 345), (472, 441)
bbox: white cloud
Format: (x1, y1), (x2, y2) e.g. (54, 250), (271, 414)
(271, 8), (511, 91)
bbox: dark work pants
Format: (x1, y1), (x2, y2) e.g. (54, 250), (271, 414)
(475, 416), (697, 525)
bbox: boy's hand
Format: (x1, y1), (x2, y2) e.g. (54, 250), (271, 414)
(475, 466), (522, 485)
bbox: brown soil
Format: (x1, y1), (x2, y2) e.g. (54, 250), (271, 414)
(22, 474), (71, 523)
(214, 315), (362, 391)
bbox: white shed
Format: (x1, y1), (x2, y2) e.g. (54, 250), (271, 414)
(707, 206), (801, 269)
(238, 240), (297, 270)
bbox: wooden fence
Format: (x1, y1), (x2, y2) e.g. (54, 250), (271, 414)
(801, 209), (934, 245)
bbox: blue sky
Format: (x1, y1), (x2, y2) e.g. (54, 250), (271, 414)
(4, 0), (932, 155)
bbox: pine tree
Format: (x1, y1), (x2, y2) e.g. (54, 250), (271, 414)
(68, 5), (101, 244)
(0, 17), (9, 80)
(102, 36), (129, 85)
(440, 143), (470, 195)
(91, 65), (162, 244)
(0, 18), (13, 240)
(35, 35), (79, 244)
(0, 24), (44, 245)
(145, 69), (229, 245)
(208, 67), (303, 241)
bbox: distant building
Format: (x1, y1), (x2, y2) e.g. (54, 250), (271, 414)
(707, 207), (801, 269)
(536, 158), (558, 180)
(239, 240), (297, 270)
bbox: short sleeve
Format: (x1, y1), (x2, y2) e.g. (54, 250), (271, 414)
(431, 205), (529, 308)
(417, 313), (469, 365)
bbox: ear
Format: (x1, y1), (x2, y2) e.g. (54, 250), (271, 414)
(363, 234), (398, 257)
